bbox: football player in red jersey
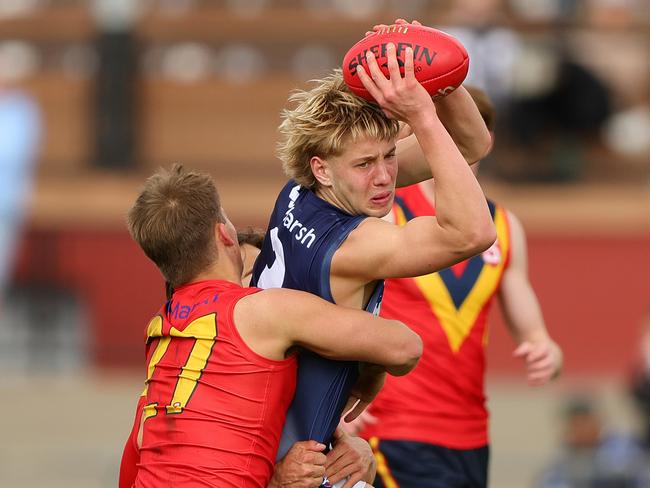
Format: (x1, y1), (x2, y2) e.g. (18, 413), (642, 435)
(118, 165), (423, 488)
(353, 87), (563, 488)
(124, 230), (379, 488)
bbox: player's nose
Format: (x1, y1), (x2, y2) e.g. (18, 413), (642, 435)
(374, 161), (392, 185)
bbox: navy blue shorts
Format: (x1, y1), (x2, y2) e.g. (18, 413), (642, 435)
(369, 437), (489, 488)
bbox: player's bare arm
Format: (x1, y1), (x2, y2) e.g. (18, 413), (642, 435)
(395, 86), (492, 187)
(234, 287), (422, 376)
(333, 199), (495, 290)
(498, 211), (563, 386)
(345, 43), (495, 283)
(361, 20), (490, 182)
(434, 86), (492, 164)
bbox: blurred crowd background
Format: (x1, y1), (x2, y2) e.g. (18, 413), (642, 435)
(0, 0), (649, 486)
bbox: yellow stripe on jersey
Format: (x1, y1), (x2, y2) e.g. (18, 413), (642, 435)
(370, 437), (400, 488)
(394, 204), (510, 353)
(393, 204), (408, 227)
(141, 316), (170, 396)
(482, 207), (510, 347)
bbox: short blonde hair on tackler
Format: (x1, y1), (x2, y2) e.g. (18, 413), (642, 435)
(277, 69), (400, 189)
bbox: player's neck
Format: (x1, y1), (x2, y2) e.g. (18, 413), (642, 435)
(315, 186), (356, 215)
(193, 261), (242, 287)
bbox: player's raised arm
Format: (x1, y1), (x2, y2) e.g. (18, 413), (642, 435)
(355, 20), (491, 184)
(395, 86), (492, 187)
(344, 45), (495, 280)
(435, 86), (492, 164)
(234, 287), (422, 377)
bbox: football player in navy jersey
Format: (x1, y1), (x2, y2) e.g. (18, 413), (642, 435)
(238, 229), (380, 487)
(251, 35), (496, 488)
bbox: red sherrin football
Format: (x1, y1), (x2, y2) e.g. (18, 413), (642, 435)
(342, 24), (469, 102)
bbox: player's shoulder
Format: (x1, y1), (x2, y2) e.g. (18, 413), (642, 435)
(233, 288), (275, 330)
(486, 198), (515, 221)
(338, 216), (391, 247)
(271, 180), (303, 206)
(238, 287), (309, 310)
(235, 287), (319, 330)
(332, 217), (393, 275)
(486, 198), (518, 227)
(483, 199), (522, 241)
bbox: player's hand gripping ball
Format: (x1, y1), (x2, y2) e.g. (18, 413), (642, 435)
(342, 23), (469, 102)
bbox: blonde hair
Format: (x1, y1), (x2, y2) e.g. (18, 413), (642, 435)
(277, 70), (400, 189)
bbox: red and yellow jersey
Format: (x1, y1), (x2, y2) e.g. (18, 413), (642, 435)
(361, 185), (511, 449)
(135, 280), (297, 488)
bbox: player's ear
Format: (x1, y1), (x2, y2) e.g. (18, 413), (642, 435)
(216, 222), (236, 247)
(310, 156), (333, 187)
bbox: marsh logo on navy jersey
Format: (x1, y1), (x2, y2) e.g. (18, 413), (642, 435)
(251, 181), (384, 462)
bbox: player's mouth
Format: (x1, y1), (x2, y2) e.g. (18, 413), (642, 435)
(371, 191), (393, 207)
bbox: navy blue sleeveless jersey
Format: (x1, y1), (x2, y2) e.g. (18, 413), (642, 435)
(251, 181), (384, 460)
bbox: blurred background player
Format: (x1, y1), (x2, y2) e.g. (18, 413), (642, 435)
(538, 396), (650, 487)
(0, 76), (40, 310)
(630, 308), (650, 453)
(250, 31), (495, 487)
(356, 86), (563, 488)
(119, 165), (422, 488)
